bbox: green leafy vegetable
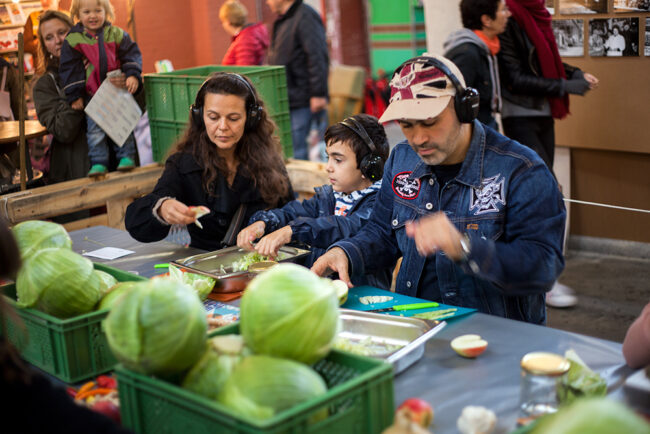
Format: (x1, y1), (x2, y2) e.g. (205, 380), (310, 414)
(104, 278), (207, 376)
(556, 349), (607, 405)
(240, 263), (340, 364)
(95, 270), (118, 296)
(182, 335), (247, 400)
(532, 398), (650, 434)
(12, 220), (72, 260)
(168, 264), (216, 300)
(414, 308), (458, 320)
(217, 355), (327, 421)
(16, 247), (103, 318)
(333, 336), (402, 356)
(97, 281), (140, 311)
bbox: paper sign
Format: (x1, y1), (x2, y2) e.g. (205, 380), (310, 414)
(83, 247), (135, 260)
(84, 80), (142, 147)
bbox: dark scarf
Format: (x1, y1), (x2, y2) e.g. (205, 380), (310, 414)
(506, 0), (569, 119)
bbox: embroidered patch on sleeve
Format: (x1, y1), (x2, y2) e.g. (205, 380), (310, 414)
(392, 171), (421, 200)
(470, 174), (506, 215)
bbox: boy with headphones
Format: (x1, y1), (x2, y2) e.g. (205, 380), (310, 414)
(312, 54), (566, 325)
(237, 114), (392, 289)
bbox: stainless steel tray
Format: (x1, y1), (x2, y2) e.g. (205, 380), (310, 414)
(170, 245), (311, 293)
(338, 309), (446, 375)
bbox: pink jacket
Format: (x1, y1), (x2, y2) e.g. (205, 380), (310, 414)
(222, 22), (269, 66)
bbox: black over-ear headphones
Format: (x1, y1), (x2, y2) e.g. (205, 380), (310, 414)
(340, 117), (385, 182)
(392, 56), (479, 123)
(190, 72), (263, 131)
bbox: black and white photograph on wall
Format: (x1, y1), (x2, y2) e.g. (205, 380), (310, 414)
(552, 19), (584, 56)
(560, 0), (608, 14)
(614, 0), (650, 12)
(643, 18), (650, 56)
(547, 0), (555, 14)
(589, 18), (639, 56)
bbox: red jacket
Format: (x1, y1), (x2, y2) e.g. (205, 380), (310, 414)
(221, 22), (269, 66)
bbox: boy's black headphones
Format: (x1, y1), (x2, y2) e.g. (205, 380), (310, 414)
(392, 56), (479, 124)
(190, 72), (263, 130)
(340, 117), (384, 182)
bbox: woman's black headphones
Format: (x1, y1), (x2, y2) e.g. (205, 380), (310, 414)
(189, 72), (263, 131)
(392, 56), (479, 124)
(340, 117), (385, 182)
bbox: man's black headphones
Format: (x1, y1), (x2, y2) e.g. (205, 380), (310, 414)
(392, 56), (479, 123)
(340, 117), (384, 182)
(190, 72), (263, 131)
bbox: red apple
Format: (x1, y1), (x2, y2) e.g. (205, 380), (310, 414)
(91, 400), (121, 424)
(397, 397), (434, 428)
(451, 334), (488, 358)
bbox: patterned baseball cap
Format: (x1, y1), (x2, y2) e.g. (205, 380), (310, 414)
(379, 54), (466, 123)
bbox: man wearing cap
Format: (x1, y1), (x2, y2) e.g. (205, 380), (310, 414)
(312, 54), (566, 324)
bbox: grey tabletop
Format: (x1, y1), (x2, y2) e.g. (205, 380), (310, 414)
(69, 227), (647, 434)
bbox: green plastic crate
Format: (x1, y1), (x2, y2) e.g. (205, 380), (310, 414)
(145, 65), (293, 162)
(116, 323), (395, 434)
(2, 263), (146, 383)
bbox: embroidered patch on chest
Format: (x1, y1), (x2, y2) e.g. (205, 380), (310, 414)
(470, 174), (506, 215)
(392, 171), (421, 200)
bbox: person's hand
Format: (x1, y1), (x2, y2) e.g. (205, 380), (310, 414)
(158, 199), (196, 225)
(126, 76), (139, 94)
(255, 226), (292, 258)
(109, 74), (126, 89)
(311, 247), (352, 287)
(583, 72), (599, 90)
(405, 212), (464, 261)
(236, 221), (265, 251)
(71, 98), (84, 110)
(310, 96), (327, 113)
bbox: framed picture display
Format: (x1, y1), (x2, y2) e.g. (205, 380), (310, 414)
(552, 19), (584, 56)
(547, 0), (555, 14)
(560, 0), (608, 14)
(589, 17), (639, 56)
(614, 0), (650, 12)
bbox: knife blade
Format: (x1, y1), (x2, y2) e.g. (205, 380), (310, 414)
(367, 302), (439, 313)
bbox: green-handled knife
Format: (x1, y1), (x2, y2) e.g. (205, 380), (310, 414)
(367, 302), (439, 313)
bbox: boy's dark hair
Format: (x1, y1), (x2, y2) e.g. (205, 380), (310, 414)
(324, 114), (389, 168)
(460, 0), (501, 31)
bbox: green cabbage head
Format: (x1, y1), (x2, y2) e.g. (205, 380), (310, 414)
(182, 335), (247, 400)
(217, 355), (327, 420)
(16, 247), (103, 318)
(532, 398), (650, 434)
(240, 263), (340, 364)
(104, 278), (207, 376)
(12, 220), (72, 260)
(97, 281), (140, 311)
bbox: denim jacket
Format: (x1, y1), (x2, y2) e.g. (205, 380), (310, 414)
(250, 184), (392, 289)
(333, 121), (566, 324)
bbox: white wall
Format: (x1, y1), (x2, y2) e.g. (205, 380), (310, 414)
(422, 0), (462, 55)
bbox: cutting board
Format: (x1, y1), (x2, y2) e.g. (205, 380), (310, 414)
(342, 286), (476, 320)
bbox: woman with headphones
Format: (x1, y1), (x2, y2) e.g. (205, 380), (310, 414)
(125, 72), (294, 251)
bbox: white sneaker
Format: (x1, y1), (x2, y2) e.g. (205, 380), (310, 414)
(546, 282), (578, 308)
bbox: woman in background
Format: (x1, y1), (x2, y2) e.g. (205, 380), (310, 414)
(32, 10), (88, 184)
(219, 0), (269, 65)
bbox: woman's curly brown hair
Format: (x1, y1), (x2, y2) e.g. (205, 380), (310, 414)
(171, 72), (290, 207)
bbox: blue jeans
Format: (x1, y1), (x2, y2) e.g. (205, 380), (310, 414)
(87, 115), (136, 167)
(290, 108), (327, 160)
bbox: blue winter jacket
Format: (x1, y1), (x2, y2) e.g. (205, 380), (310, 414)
(249, 184), (392, 289)
(332, 121), (566, 324)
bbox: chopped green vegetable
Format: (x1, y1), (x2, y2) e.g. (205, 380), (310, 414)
(332, 336), (402, 356)
(414, 308), (457, 320)
(168, 264), (215, 300)
(556, 349), (607, 405)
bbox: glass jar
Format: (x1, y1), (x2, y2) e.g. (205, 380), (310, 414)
(518, 352), (570, 425)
